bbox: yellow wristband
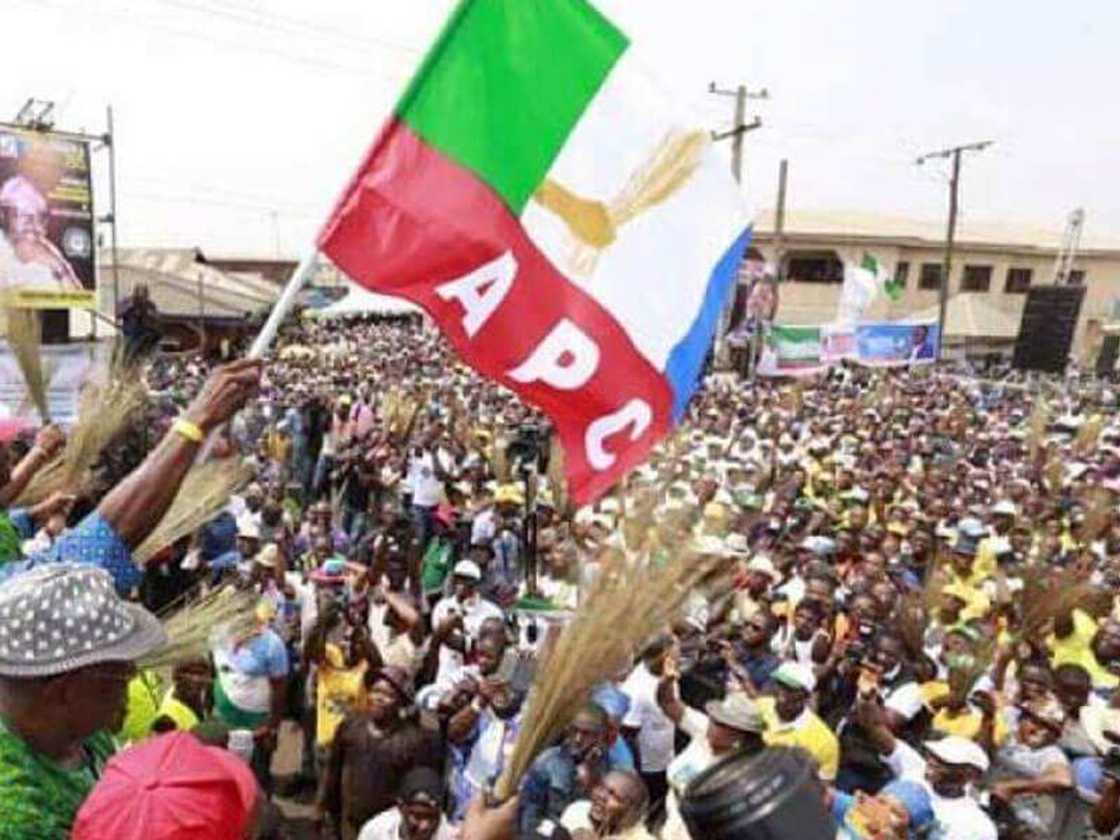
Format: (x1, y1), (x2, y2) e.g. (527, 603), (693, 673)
(173, 418), (204, 443)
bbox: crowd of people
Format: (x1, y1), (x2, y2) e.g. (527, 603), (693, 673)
(2, 313), (1120, 840)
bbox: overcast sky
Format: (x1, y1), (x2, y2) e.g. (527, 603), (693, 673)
(5, 0), (1118, 258)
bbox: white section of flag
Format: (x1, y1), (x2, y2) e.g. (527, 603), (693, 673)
(519, 50), (749, 373)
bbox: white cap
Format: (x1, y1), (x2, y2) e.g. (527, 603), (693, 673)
(254, 543), (280, 568)
(924, 736), (990, 773)
(452, 559), (483, 581)
(772, 661), (816, 693)
(991, 499), (1019, 517)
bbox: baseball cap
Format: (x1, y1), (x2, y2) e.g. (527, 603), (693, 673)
(923, 735), (989, 773)
(453, 559), (483, 581)
(72, 732), (259, 840)
(772, 661), (817, 693)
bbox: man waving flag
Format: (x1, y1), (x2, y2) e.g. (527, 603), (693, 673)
(318, 0), (752, 505)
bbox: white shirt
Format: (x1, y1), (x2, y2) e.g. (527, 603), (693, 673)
(621, 663), (676, 773)
(367, 602), (420, 677)
(407, 450), (444, 507)
(662, 708), (717, 840)
(357, 806), (455, 840)
(431, 593), (504, 688)
(886, 741), (997, 840)
(471, 507), (497, 546)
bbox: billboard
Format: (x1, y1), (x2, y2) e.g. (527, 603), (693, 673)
(0, 129), (96, 309)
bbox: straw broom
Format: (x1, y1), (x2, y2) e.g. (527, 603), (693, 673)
(1043, 457), (1064, 495)
(1026, 398), (1049, 462)
(1075, 416), (1103, 456)
(5, 308), (49, 423)
(493, 549), (721, 800)
(16, 360), (148, 505)
(134, 458), (253, 564)
(137, 584), (258, 671)
(547, 434), (570, 515)
(1016, 564), (1097, 642)
(1082, 487), (1113, 544)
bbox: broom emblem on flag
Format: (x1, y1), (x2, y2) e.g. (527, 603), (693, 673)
(532, 129), (708, 278)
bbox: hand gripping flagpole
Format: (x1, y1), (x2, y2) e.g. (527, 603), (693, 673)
(248, 249), (321, 359)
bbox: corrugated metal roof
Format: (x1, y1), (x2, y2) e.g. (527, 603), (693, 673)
(99, 248), (278, 318)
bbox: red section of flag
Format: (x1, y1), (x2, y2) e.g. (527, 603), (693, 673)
(318, 119), (672, 505)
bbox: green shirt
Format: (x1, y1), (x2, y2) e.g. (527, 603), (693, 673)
(0, 717), (116, 839)
(0, 512), (24, 568)
(420, 538), (453, 595)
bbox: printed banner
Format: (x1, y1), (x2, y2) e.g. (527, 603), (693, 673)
(821, 325), (857, 364)
(0, 129), (96, 309)
(0, 342), (101, 425)
(757, 322), (938, 376)
(756, 325), (827, 377)
(855, 323), (938, 366)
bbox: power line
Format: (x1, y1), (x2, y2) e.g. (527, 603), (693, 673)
(10, 0), (417, 83)
(122, 190), (321, 217)
(151, 0), (422, 58)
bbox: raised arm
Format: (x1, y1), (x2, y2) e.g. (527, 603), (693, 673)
(0, 425), (64, 507)
(98, 359), (262, 547)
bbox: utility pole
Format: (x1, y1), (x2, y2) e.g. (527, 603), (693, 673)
(709, 83), (768, 185)
(916, 141), (992, 362)
(711, 83), (768, 369)
(774, 159), (789, 273)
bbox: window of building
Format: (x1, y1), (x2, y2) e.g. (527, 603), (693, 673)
(1005, 268), (1033, 294)
(961, 265), (993, 292)
(1068, 270), (1086, 286)
(919, 263), (943, 291)
(894, 261), (910, 289)
(784, 251), (844, 284)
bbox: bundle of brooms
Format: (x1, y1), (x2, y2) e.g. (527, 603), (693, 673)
(16, 351), (148, 506)
(134, 457), (254, 564)
(493, 548), (723, 800)
(1015, 563), (1100, 642)
(137, 583), (258, 672)
(5, 308), (50, 423)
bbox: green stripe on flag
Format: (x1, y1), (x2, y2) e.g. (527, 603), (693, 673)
(397, 0), (628, 214)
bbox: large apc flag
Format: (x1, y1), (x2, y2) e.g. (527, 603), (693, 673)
(319, 0), (751, 504)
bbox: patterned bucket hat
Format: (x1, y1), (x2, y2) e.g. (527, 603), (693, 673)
(0, 564), (167, 678)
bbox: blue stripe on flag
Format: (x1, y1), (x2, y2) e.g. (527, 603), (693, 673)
(663, 225), (754, 423)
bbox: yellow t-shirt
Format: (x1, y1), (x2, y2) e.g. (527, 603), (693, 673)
(758, 697), (839, 781)
(1050, 610), (1118, 690)
(316, 644), (369, 746)
(117, 671), (165, 744)
(920, 681), (1009, 745)
(157, 689), (201, 732)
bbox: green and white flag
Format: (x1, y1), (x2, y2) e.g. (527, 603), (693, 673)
(837, 252), (902, 325)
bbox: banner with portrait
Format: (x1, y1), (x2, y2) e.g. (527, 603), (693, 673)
(855, 323), (939, 367)
(0, 129), (96, 309)
(757, 322), (939, 376)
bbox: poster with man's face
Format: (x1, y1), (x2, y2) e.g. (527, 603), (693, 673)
(0, 129), (95, 309)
